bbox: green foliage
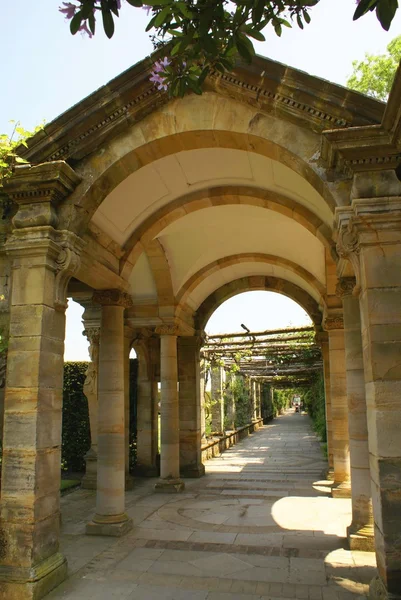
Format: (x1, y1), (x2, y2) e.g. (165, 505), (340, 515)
(347, 35), (401, 100)
(272, 388), (292, 415)
(62, 362), (91, 472)
(300, 371), (326, 442)
(63, 1), (398, 97)
(232, 375), (251, 427)
(0, 122), (44, 187)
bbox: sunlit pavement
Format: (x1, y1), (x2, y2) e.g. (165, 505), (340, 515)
(49, 410), (376, 599)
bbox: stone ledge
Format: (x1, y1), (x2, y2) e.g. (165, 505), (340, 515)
(201, 418), (264, 462)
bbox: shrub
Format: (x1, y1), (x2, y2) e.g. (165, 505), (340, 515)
(62, 362), (91, 473)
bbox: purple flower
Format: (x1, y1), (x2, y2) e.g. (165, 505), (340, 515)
(153, 57), (171, 73)
(150, 72), (168, 91)
(116, 0), (122, 9)
(78, 21), (93, 38)
(143, 5), (152, 16)
(59, 2), (78, 20)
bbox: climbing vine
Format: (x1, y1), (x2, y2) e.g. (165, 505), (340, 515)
(0, 122), (44, 188)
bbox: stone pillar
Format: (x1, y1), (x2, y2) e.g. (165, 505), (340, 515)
(0, 162), (83, 600)
(336, 277), (374, 551)
(211, 362), (224, 434)
(178, 336), (205, 477)
(316, 331), (334, 476)
(224, 370), (236, 430)
(81, 322), (100, 490)
(86, 290), (133, 536)
(324, 315), (351, 497)
(154, 325), (184, 492)
(124, 326), (134, 490)
(337, 194), (401, 598)
(134, 332), (159, 476)
(200, 356), (207, 443)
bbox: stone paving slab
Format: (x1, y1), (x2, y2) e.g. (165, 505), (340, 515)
(47, 410), (375, 599)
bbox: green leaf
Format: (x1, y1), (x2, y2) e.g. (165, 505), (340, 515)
(376, 0), (398, 30)
(70, 11), (83, 35)
(187, 78), (202, 95)
(145, 0), (172, 6)
(102, 8), (115, 38)
(243, 26), (265, 42)
(353, 0), (379, 20)
(154, 5), (171, 27)
(125, 0), (143, 5)
(88, 12), (96, 35)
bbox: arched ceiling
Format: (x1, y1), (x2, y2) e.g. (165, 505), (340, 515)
(91, 147), (334, 247)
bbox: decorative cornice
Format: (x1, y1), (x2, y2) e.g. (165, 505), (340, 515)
(336, 277), (357, 299)
(93, 289), (133, 308)
(323, 316), (344, 331)
(16, 55), (382, 167)
(83, 327), (100, 345)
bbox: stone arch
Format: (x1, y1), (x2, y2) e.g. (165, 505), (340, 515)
(120, 184), (334, 279)
(61, 93), (344, 236)
(176, 253), (325, 310)
(194, 276), (323, 332)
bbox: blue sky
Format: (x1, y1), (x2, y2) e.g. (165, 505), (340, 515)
(2, 1), (400, 359)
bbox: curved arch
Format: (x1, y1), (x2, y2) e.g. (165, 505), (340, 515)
(176, 253), (326, 309)
(62, 93), (342, 236)
(143, 239), (175, 307)
(120, 184), (333, 279)
(194, 276), (323, 331)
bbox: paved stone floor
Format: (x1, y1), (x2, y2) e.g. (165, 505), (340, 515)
(48, 410), (376, 599)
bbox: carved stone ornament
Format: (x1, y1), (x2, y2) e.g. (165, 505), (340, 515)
(324, 316), (344, 331)
(83, 327), (100, 349)
(336, 225), (360, 260)
(54, 232), (85, 310)
(155, 324), (180, 336)
(336, 277), (357, 299)
(93, 289), (133, 308)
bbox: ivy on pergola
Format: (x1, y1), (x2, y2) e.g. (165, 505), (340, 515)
(201, 325), (322, 387)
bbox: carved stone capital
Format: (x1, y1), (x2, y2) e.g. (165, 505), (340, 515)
(155, 324), (180, 336)
(5, 227), (85, 311)
(336, 277), (357, 299)
(93, 289), (133, 308)
(83, 327), (100, 347)
(3, 162), (81, 229)
(323, 316), (344, 331)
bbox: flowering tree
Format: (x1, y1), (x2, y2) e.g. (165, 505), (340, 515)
(59, 0), (399, 96)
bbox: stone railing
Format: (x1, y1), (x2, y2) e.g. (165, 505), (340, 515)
(201, 418), (264, 462)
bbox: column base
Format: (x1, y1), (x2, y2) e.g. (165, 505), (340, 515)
(369, 575), (401, 600)
(332, 480), (351, 498)
(0, 552), (68, 600)
(326, 467), (335, 481)
(154, 478), (185, 493)
(86, 514), (133, 537)
(81, 447), (98, 489)
(347, 524), (375, 552)
(180, 464), (205, 478)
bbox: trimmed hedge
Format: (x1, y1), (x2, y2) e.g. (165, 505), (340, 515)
(62, 362), (91, 473)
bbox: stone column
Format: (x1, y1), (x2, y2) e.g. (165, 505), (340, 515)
(86, 290), (133, 536)
(200, 356), (207, 443)
(134, 332), (159, 476)
(0, 162), (83, 600)
(211, 362), (224, 434)
(337, 194), (401, 598)
(81, 323), (100, 490)
(224, 370), (236, 430)
(178, 336), (205, 477)
(154, 325), (184, 492)
(336, 277), (374, 551)
(315, 331), (334, 477)
(124, 326), (134, 490)
(324, 315), (351, 497)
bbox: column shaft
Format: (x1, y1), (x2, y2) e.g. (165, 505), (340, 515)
(86, 293), (132, 536)
(327, 323), (351, 496)
(155, 330), (184, 492)
(178, 337), (205, 477)
(210, 364), (224, 434)
(340, 280), (374, 550)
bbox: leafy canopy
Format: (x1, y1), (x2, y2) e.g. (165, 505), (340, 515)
(0, 122), (44, 187)
(347, 35), (401, 100)
(60, 0), (399, 97)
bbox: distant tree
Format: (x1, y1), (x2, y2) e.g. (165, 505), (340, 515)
(347, 35), (401, 100)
